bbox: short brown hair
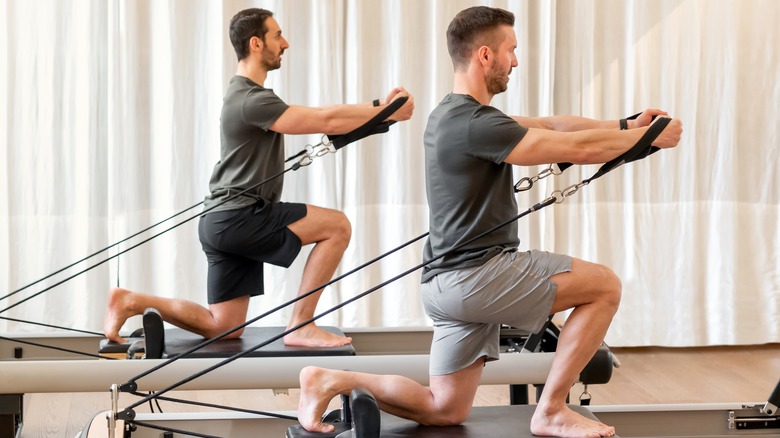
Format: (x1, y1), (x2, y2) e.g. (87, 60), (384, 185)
(446, 6), (515, 70)
(229, 8), (274, 61)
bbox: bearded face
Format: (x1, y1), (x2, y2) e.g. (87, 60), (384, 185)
(486, 58), (510, 95)
(261, 44), (284, 71)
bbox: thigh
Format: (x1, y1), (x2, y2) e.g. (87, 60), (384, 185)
(549, 258), (621, 313)
(428, 250), (568, 332)
(201, 202), (306, 268)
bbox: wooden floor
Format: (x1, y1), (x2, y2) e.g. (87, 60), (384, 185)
(18, 344), (780, 437)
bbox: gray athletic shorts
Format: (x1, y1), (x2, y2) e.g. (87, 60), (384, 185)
(421, 249), (571, 375)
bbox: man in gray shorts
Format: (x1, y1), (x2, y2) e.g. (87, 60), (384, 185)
(104, 8), (415, 348)
(298, 5), (681, 436)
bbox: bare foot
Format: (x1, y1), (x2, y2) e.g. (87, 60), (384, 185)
(530, 404), (615, 437)
(104, 288), (138, 343)
(298, 366), (341, 433)
(284, 323), (352, 347)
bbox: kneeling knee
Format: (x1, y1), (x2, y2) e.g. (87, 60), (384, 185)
(213, 325), (244, 340)
(425, 407), (471, 427)
(439, 412), (470, 427)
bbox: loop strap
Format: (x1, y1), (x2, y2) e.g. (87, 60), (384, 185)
(327, 96), (408, 150)
(583, 115), (669, 184)
(556, 112), (669, 181)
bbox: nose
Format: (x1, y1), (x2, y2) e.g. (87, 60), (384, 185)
(281, 36), (289, 49)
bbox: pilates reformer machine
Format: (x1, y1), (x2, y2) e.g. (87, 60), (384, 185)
(3, 105), (776, 437)
(83, 379), (775, 438)
(1, 317), (616, 437)
(3, 323), (778, 438)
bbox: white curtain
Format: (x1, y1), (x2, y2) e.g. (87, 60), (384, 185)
(1, 0), (778, 347)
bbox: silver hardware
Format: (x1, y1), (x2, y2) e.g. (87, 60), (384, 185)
(297, 135), (336, 167)
(514, 164), (562, 192)
(580, 385), (592, 402)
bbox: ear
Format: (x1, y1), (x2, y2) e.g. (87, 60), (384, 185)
(250, 35), (263, 52)
(477, 45), (492, 67)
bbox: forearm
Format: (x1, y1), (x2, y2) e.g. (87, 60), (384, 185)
(274, 102), (384, 136)
(506, 126), (649, 166)
(512, 115), (621, 132)
(566, 127), (648, 164)
(316, 103), (383, 135)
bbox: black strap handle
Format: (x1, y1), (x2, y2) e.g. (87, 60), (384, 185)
(584, 115), (669, 183)
(555, 112), (668, 181)
(327, 95), (408, 150)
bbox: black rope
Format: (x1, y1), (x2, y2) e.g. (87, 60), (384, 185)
(123, 197), (554, 411)
(0, 203), (204, 305)
(120, 110), (670, 418)
(124, 231), (428, 386)
(121, 115), (673, 411)
(0, 149), (416, 360)
(0, 167), (296, 316)
(0, 316), (102, 336)
(117, 111), (672, 418)
(2, 97), (408, 309)
(1, 96), (410, 336)
(0, 335), (117, 360)
(129, 391), (297, 421)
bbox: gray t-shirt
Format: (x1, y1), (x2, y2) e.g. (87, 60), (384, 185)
(203, 76), (290, 212)
(421, 93), (528, 283)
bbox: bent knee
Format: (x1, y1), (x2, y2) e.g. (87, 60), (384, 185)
(597, 265), (622, 309)
(332, 211), (352, 244)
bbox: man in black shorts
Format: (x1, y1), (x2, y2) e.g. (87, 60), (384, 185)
(104, 8), (414, 348)
(298, 5), (681, 436)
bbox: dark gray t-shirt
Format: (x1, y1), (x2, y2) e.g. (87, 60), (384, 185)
(203, 76), (290, 212)
(421, 93), (529, 283)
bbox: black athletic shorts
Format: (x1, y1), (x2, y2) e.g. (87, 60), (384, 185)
(198, 200), (307, 304)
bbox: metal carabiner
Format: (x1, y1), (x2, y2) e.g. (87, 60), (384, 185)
(297, 154), (314, 167)
(562, 181), (588, 198)
(536, 165), (557, 180)
(314, 143), (336, 158)
(514, 165), (562, 193)
(514, 176), (535, 192)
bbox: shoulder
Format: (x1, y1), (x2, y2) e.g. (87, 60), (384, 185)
(247, 86), (286, 106)
(429, 94), (482, 127)
(470, 103), (513, 125)
(227, 76), (287, 105)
